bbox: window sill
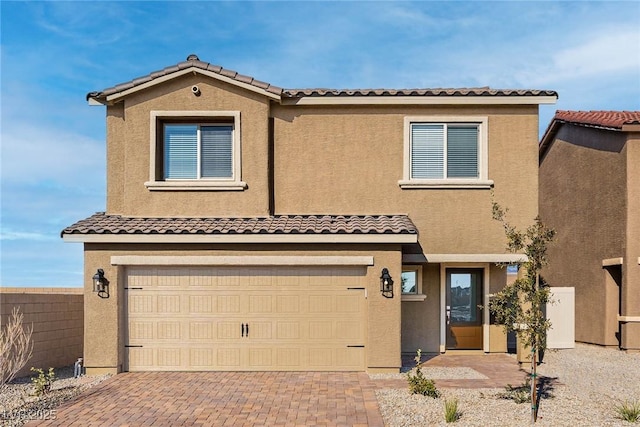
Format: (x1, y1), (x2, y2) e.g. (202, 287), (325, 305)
(401, 294), (427, 301)
(398, 179), (494, 189)
(144, 180), (248, 191)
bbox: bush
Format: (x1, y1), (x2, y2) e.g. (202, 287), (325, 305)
(444, 398), (461, 423)
(407, 349), (440, 398)
(31, 367), (56, 396)
(0, 307), (34, 388)
(498, 378), (530, 404)
(616, 399), (640, 422)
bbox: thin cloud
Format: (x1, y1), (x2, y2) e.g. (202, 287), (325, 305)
(0, 230), (55, 241)
(1, 123), (104, 186)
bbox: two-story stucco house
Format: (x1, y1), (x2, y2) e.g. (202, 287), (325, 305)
(62, 55), (557, 375)
(539, 110), (640, 350)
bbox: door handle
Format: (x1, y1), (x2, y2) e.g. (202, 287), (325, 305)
(241, 323), (245, 337)
(246, 323), (249, 338)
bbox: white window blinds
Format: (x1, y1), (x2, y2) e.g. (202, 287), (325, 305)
(164, 125), (197, 179)
(201, 126), (233, 178)
(447, 126), (478, 178)
(410, 123), (479, 180)
(163, 124), (233, 180)
(411, 124), (444, 179)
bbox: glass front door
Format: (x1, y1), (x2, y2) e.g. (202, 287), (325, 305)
(446, 268), (483, 350)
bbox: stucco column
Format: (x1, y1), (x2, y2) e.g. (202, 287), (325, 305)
(84, 246), (121, 375)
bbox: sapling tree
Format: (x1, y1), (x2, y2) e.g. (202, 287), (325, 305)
(489, 201), (555, 423)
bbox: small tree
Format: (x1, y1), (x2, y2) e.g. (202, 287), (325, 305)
(489, 201), (555, 423)
(0, 306), (34, 388)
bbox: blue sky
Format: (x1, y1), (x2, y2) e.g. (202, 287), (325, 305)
(1, 1), (639, 287)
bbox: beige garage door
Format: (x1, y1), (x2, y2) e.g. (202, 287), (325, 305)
(125, 266), (367, 371)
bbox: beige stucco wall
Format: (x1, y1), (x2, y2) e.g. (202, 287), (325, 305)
(105, 74), (271, 217)
(401, 263), (441, 353)
(622, 132), (640, 349)
(83, 243), (402, 374)
(540, 125), (627, 347)
(272, 104), (539, 255)
(0, 288), (83, 377)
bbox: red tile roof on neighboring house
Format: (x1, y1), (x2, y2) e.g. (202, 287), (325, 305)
(540, 110), (640, 158)
(87, 54), (557, 102)
(61, 213), (418, 236)
(554, 110), (640, 130)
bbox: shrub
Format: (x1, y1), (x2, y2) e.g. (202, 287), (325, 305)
(498, 378), (530, 404)
(407, 349), (440, 398)
(444, 397), (461, 423)
(31, 367), (56, 396)
(616, 399), (640, 422)
(0, 307), (34, 388)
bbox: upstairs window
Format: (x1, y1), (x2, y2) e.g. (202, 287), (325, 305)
(411, 124), (478, 179)
(400, 116), (491, 189)
(164, 124), (233, 180)
(146, 111), (246, 191)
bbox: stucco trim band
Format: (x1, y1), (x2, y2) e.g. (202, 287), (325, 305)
(618, 316), (640, 323)
(403, 254), (528, 263)
(63, 234), (417, 244)
(111, 255), (374, 266)
(602, 257), (624, 266)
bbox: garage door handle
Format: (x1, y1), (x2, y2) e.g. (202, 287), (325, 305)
(246, 323), (249, 337)
(241, 323), (245, 337)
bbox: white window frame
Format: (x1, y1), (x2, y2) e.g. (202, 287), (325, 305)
(145, 111), (246, 191)
(401, 265), (426, 301)
(399, 116), (492, 189)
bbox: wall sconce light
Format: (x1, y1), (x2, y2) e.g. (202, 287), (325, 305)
(92, 269), (109, 298)
(380, 268), (394, 298)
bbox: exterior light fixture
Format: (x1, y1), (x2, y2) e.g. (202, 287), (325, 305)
(92, 269), (109, 297)
(380, 268), (394, 298)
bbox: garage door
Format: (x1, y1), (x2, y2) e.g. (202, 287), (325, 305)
(125, 266), (367, 371)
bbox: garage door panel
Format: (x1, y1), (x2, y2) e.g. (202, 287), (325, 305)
(126, 266), (366, 371)
(276, 295), (300, 313)
(189, 295), (213, 313)
(217, 322), (241, 339)
(190, 348), (214, 367)
(189, 322), (214, 340)
(217, 295), (241, 313)
(248, 348), (273, 367)
(217, 348), (241, 367)
(249, 295), (273, 313)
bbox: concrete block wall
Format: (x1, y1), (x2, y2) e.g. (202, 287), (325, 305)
(0, 288), (83, 378)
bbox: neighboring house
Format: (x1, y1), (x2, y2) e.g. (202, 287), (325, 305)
(539, 110), (640, 350)
(62, 54), (557, 375)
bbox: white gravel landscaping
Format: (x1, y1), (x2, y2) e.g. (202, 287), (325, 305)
(376, 343), (640, 426)
(0, 366), (111, 427)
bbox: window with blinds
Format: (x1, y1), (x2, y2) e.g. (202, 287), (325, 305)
(410, 123), (479, 180)
(164, 124), (233, 180)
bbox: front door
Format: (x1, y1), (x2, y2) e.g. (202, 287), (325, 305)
(446, 269), (483, 350)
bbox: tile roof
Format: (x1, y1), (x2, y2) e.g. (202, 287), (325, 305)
(282, 88), (557, 98)
(539, 110), (640, 158)
(553, 110), (640, 129)
(87, 54), (557, 102)
(61, 213), (418, 236)
(87, 54), (284, 100)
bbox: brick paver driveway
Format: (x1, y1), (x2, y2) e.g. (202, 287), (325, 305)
(31, 371), (384, 427)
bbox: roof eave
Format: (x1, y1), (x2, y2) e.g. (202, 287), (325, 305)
(88, 66), (282, 106)
(61, 233), (418, 244)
